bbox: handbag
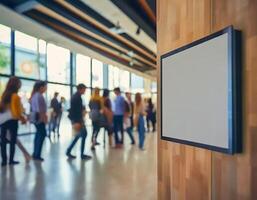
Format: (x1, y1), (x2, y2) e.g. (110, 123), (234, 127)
(0, 109), (12, 125)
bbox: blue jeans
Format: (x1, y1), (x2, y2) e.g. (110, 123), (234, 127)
(66, 125), (87, 156)
(33, 123), (46, 158)
(113, 115), (124, 144)
(137, 115), (145, 149)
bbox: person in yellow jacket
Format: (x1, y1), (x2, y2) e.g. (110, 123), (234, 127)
(0, 77), (26, 167)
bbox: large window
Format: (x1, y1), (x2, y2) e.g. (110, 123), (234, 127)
(92, 59), (103, 88)
(0, 24), (11, 75)
(131, 73), (144, 93)
(47, 43), (70, 84)
(75, 54), (91, 86)
(15, 31), (46, 79)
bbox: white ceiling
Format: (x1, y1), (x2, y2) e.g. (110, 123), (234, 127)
(81, 0), (157, 53)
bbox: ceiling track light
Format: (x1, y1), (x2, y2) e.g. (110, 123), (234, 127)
(127, 51), (134, 58)
(129, 59), (134, 66)
(136, 26), (141, 35)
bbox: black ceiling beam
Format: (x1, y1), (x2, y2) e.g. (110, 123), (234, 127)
(110, 0), (156, 41)
(26, 10), (154, 69)
(14, 0), (39, 13)
(26, 10), (123, 54)
(32, 0), (154, 63)
(67, 0), (156, 57)
(146, 0), (156, 15)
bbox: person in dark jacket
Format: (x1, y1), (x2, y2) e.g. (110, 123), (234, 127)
(48, 92), (61, 138)
(66, 84), (91, 160)
(56, 96), (66, 136)
(146, 98), (156, 132)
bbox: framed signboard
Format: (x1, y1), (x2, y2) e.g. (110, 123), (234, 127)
(160, 26), (242, 154)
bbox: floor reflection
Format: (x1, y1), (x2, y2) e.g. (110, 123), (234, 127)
(0, 126), (157, 200)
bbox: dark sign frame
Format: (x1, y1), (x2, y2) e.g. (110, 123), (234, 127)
(160, 26), (242, 154)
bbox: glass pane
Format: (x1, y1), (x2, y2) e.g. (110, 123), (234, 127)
(131, 73), (144, 93)
(0, 24), (11, 75)
(92, 59), (103, 88)
(152, 93), (157, 105)
(108, 65), (114, 90)
(119, 69), (130, 92)
(47, 84), (71, 109)
(18, 79), (36, 134)
(113, 67), (119, 88)
(15, 31), (46, 79)
(47, 43), (70, 83)
(0, 76), (9, 96)
(15, 31), (37, 51)
(151, 81), (157, 93)
(76, 54), (91, 86)
(39, 39), (46, 54)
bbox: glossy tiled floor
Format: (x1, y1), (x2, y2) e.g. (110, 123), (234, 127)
(0, 122), (157, 200)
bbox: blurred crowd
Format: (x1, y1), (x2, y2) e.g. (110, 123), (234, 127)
(0, 76), (156, 166)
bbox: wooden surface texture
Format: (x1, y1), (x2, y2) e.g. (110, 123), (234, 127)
(157, 0), (257, 199)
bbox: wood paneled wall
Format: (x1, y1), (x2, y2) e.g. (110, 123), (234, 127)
(157, 0), (257, 199)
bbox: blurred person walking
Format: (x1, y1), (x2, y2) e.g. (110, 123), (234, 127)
(146, 98), (156, 132)
(48, 92), (62, 138)
(113, 87), (125, 148)
(134, 93), (146, 150)
(56, 96), (66, 136)
(89, 87), (103, 150)
(124, 92), (135, 145)
(0, 77), (27, 166)
(66, 84), (91, 160)
(30, 81), (48, 161)
(102, 89), (113, 147)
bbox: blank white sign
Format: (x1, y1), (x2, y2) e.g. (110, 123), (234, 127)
(161, 32), (231, 149)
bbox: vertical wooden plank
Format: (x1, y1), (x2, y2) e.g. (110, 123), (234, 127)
(157, 0), (212, 199)
(158, 0), (257, 199)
